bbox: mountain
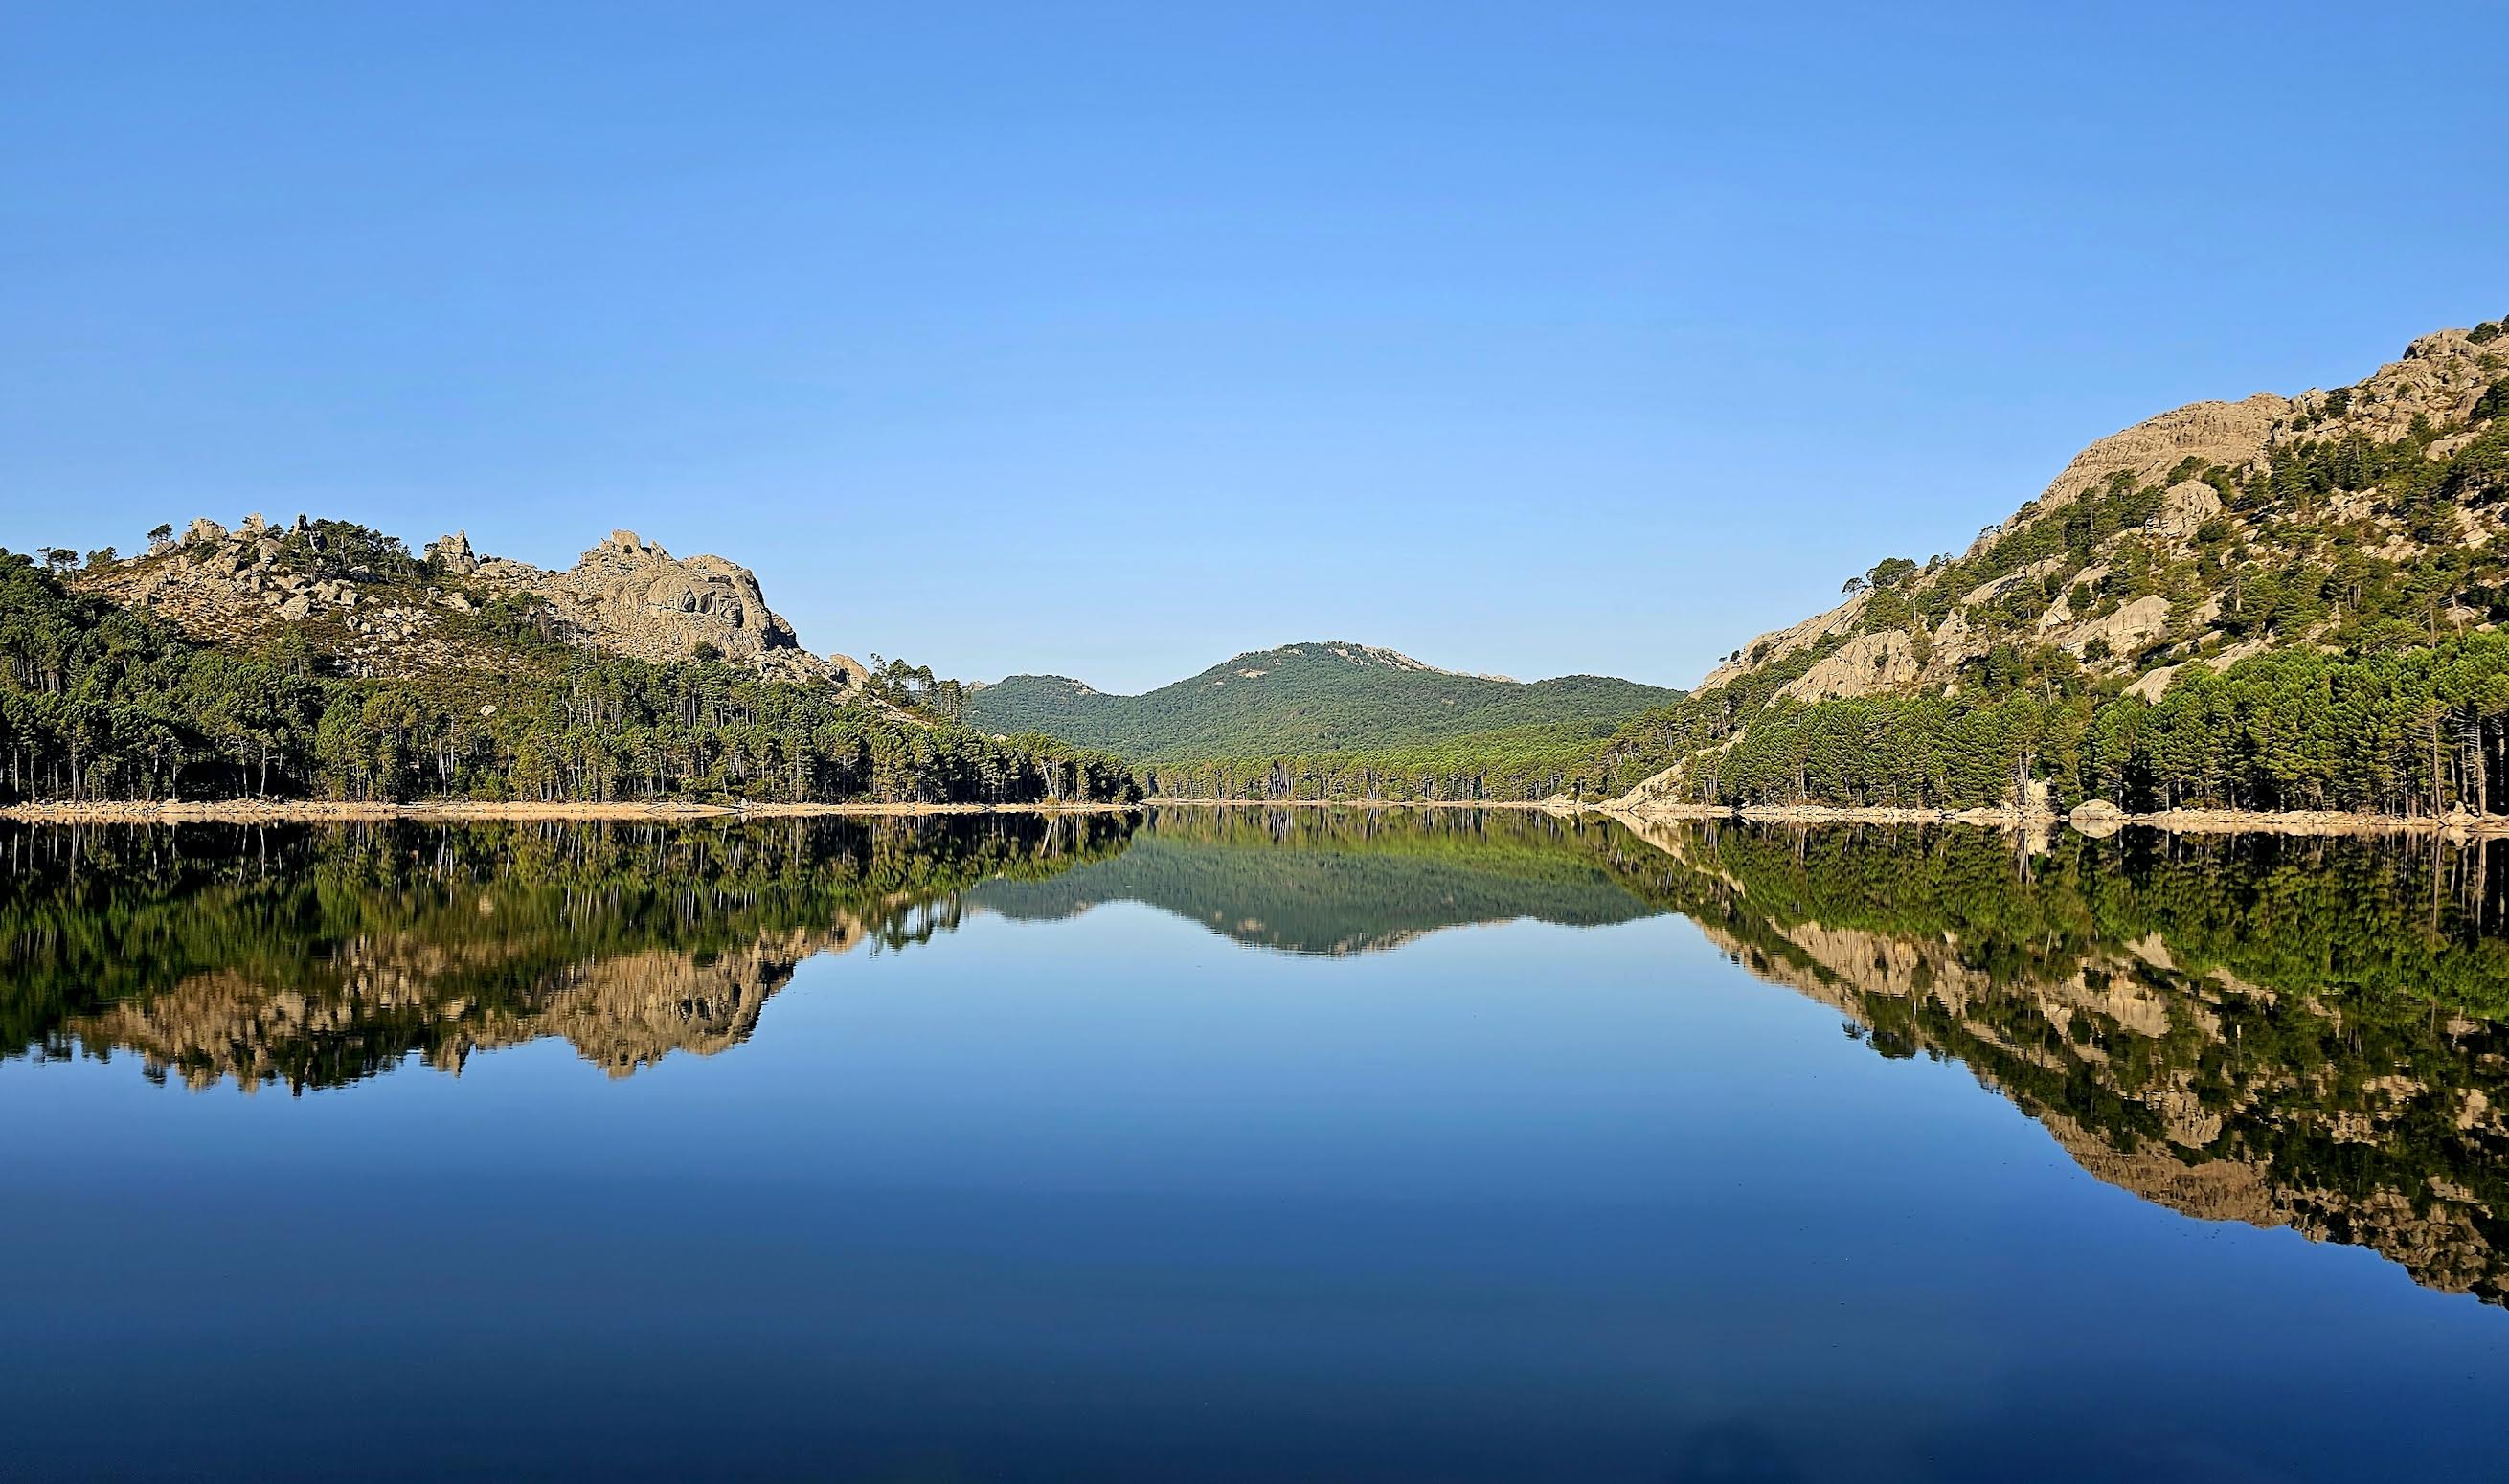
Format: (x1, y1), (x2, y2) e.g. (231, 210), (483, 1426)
(1590, 314), (2509, 817)
(1694, 320), (2508, 707)
(963, 641), (1682, 760)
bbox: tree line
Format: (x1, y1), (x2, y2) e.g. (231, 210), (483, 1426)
(1661, 634), (2509, 816)
(0, 551), (1138, 806)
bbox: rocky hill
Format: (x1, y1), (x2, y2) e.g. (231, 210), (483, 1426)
(1699, 319), (2508, 705)
(80, 515), (864, 690)
(963, 641), (1680, 760)
(1583, 314), (2509, 816)
(6, 516), (1144, 810)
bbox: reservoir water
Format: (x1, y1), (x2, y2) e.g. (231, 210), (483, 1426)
(5, 810), (2504, 1481)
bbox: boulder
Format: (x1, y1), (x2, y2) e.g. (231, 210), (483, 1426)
(426, 530), (481, 576)
(2153, 480), (2225, 540)
(2068, 798), (2129, 838)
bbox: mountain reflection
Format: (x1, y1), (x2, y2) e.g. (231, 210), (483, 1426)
(0, 808), (1644, 1091)
(970, 806), (1657, 955)
(1629, 819), (2509, 1306)
(0, 813), (1134, 1091)
(7, 808), (2509, 1305)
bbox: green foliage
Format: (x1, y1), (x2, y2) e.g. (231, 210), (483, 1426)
(1621, 634), (2509, 815)
(973, 806), (1655, 953)
(961, 641), (1679, 761)
(1572, 327), (2509, 814)
(0, 814), (1134, 1086)
(0, 551), (1136, 806)
(1639, 821), (2509, 1300)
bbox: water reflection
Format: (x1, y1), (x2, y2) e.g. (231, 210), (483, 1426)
(970, 806), (1658, 955)
(0, 812), (1135, 1091)
(0, 808), (1647, 1090)
(1632, 819), (2509, 1306)
(8, 807), (2509, 1310)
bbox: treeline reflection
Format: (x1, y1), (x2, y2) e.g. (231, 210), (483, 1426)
(7, 808), (2509, 1303)
(1627, 820), (2509, 1305)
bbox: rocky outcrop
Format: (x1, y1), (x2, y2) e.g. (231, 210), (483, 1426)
(80, 514), (463, 676)
(78, 517), (865, 691)
(425, 529), (480, 575)
(472, 529), (857, 687)
(1687, 321), (2509, 707)
(1697, 592), (1870, 691)
(2011, 393), (2287, 528)
(1777, 630), (1920, 703)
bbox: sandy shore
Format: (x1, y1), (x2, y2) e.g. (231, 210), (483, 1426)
(0, 797), (1566, 825)
(9, 794), (2502, 836)
(1604, 798), (2509, 838)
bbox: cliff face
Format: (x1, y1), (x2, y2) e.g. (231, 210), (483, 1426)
(1693, 322), (2509, 704)
(79, 517), (862, 690)
(468, 528), (857, 687)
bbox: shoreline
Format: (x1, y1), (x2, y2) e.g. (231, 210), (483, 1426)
(4, 795), (2504, 837)
(0, 797), (1565, 825)
(1603, 799), (2509, 838)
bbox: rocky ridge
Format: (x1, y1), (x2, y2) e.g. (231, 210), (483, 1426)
(79, 516), (864, 690)
(1695, 323), (2509, 703)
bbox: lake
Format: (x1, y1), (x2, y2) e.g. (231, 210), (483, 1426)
(5, 809), (2506, 1481)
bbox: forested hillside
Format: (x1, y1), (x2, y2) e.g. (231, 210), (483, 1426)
(0, 544), (1136, 807)
(964, 641), (1678, 760)
(1589, 315), (2509, 816)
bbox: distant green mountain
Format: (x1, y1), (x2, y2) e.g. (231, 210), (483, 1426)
(962, 641), (1681, 761)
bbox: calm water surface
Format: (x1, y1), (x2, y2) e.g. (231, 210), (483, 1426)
(6, 810), (2507, 1481)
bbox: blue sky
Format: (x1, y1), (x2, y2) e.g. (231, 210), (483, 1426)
(5, 2), (2503, 692)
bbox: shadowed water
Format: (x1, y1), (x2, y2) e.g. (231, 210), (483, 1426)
(4, 809), (2505, 1480)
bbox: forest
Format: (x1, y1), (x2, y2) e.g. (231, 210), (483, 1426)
(1632, 635), (2509, 815)
(0, 551), (1138, 807)
(961, 642), (1678, 759)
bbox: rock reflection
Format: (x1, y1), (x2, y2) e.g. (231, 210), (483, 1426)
(0, 814), (1128, 1091)
(8, 808), (2509, 1307)
(1626, 821), (2509, 1305)
(0, 807), (1646, 1089)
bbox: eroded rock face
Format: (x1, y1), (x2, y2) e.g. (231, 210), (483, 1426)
(83, 517), (863, 691)
(2011, 393), (2288, 529)
(1778, 630), (1920, 702)
(426, 530), (480, 576)
(472, 529), (853, 686)
(1685, 323), (2508, 707)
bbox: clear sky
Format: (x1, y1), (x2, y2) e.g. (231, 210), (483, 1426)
(5, 2), (2503, 693)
